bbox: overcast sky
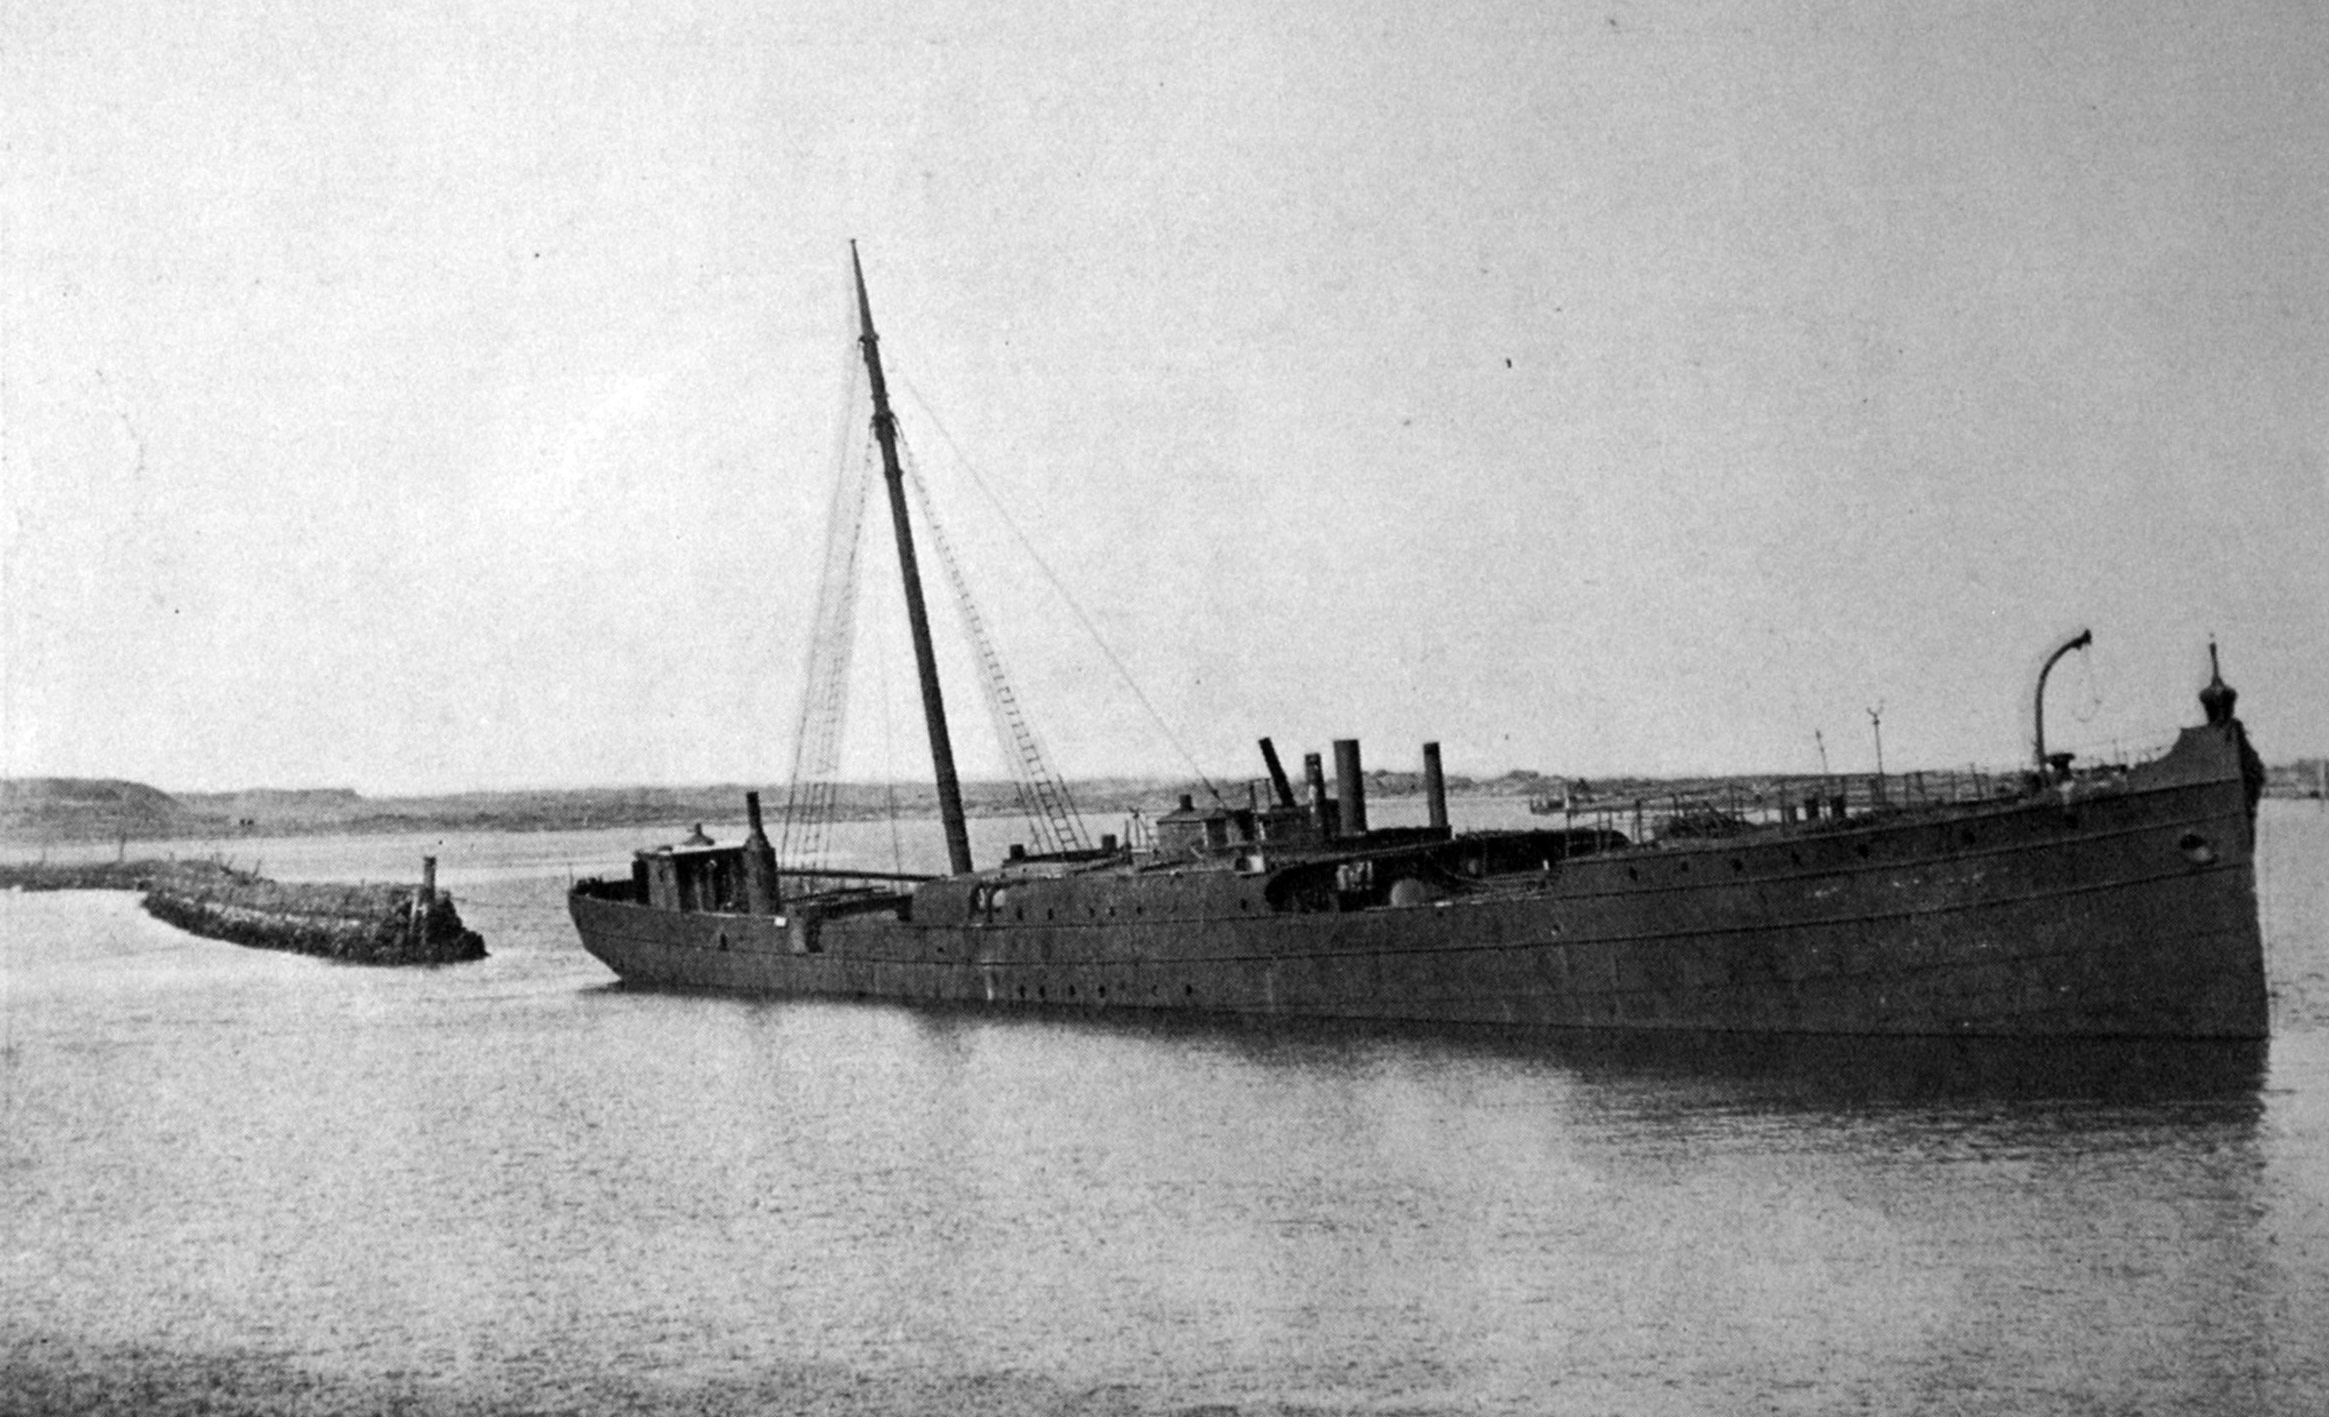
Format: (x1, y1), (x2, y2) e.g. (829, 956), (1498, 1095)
(4, 1), (2324, 794)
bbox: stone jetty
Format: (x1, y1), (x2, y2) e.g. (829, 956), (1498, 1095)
(0, 858), (486, 965)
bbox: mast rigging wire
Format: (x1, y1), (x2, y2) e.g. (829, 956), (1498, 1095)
(874, 588), (907, 875)
(778, 373), (878, 887)
(896, 375), (1227, 808)
(896, 426), (1090, 854)
(781, 343), (1095, 873)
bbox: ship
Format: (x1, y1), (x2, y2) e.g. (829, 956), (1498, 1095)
(569, 249), (2270, 1039)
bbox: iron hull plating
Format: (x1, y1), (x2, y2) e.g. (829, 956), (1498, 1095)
(571, 725), (2268, 1038)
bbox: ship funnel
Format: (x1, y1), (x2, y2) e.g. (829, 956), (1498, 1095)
(1334, 739), (1368, 837)
(742, 790), (780, 914)
(1422, 742), (1448, 832)
(1258, 738), (1297, 809)
(1304, 752), (1335, 835)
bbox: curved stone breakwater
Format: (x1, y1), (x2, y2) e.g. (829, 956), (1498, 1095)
(0, 858), (486, 964)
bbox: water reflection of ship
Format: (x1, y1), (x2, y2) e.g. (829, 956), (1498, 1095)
(571, 247), (2271, 1039)
(889, 1001), (2271, 1110)
(1511, 1030), (2271, 1110)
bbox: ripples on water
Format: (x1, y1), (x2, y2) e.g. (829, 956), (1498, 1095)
(3, 803), (2326, 1415)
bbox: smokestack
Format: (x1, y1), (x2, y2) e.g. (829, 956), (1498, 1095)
(1304, 752), (1331, 832)
(1334, 738), (1368, 837)
(1422, 741), (1448, 831)
(1258, 738), (1297, 809)
(742, 790), (780, 914)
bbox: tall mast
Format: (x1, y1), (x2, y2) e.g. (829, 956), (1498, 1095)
(852, 242), (975, 876)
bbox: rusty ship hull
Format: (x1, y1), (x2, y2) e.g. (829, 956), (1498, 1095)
(569, 720), (2268, 1038)
(568, 250), (2269, 1039)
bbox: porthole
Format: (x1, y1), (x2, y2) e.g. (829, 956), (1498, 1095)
(1855, 843), (1871, 859)
(1730, 859), (1744, 873)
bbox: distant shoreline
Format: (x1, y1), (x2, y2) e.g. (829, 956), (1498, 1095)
(7, 760), (2322, 846)
(0, 775), (1523, 846)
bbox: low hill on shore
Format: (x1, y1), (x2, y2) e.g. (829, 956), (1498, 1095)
(2, 778), (193, 840)
(7, 755), (2321, 845)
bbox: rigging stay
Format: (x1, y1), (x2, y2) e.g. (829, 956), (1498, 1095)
(780, 244), (1095, 868)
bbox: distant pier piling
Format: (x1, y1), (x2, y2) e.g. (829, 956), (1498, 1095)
(409, 855), (437, 944)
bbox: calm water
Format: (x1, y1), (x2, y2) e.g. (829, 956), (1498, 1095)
(4, 802), (2326, 1415)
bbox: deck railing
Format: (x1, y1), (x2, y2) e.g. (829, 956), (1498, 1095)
(1551, 726), (2187, 846)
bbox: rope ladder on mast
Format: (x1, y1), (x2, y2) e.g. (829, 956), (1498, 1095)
(898, 429), (1090, 856)
(777, 353), (1090, 880)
